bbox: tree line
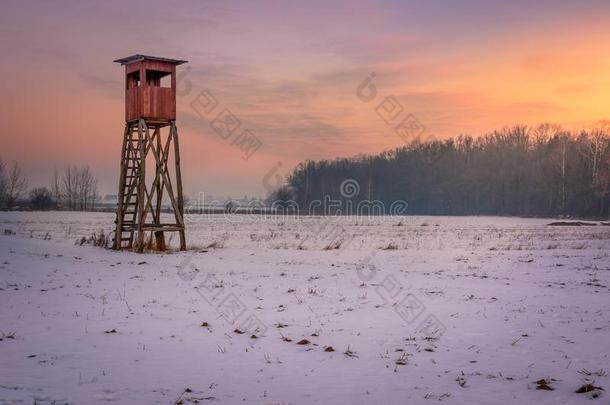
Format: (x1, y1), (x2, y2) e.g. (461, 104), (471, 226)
(0, 158), (98, 211)
(270, 124), (610, 218)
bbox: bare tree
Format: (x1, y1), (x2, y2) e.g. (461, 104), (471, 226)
(6, 162), (28, 208)
(532, 123), (562, 144)
(590, 122), (610, 215)
(59, 165), (98, 211)
(76, 166), (98, 210)
(77, 167), (88, 210)
(52, 166), (61, 208)
(0, 158), (6, 207)
(62, 166), (76, 210)
(589, 121), (610, 183)
(89, 175), (99, 210)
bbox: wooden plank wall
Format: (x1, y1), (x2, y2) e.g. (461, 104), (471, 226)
(124, 60), (176, 121)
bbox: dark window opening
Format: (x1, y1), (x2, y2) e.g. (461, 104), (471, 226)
(126, 71), (140, 89)
(146, 70), (172, 88)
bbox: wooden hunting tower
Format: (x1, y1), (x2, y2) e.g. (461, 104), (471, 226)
(113, 55), (188, 252)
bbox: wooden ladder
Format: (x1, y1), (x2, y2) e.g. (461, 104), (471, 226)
(113, 122), (145, 249)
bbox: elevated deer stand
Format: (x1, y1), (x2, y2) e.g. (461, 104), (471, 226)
(113, 55), (188, 252)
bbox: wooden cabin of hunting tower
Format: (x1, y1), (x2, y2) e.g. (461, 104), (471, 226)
(114, 55), (187, 122)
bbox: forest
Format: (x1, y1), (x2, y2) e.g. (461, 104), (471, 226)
(270, 124), (610, 218)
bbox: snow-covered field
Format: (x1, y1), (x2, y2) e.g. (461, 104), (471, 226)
(1, 211), (609, 404)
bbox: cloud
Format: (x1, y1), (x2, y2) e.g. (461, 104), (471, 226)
(320, 31), (420, 63)
(78, 74), (123, 99)
(554, 83), (593, 95)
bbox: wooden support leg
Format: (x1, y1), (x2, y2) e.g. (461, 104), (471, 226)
(172, 122), (187, 251)
(154, 127), (166, 251)
(135, 119), (147, 253)
(154, 231), (166, 251)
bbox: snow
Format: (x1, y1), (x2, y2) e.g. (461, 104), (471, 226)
(1, 211), (609, 404)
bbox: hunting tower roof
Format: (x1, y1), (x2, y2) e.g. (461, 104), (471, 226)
(113, 54), (188, 66)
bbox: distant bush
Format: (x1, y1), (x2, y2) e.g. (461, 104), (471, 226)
(30, 187), (54, 210)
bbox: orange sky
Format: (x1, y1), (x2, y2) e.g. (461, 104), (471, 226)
(1, 0), (609, 197)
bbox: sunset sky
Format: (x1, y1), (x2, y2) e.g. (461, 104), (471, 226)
(1, 0), (610, 198)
